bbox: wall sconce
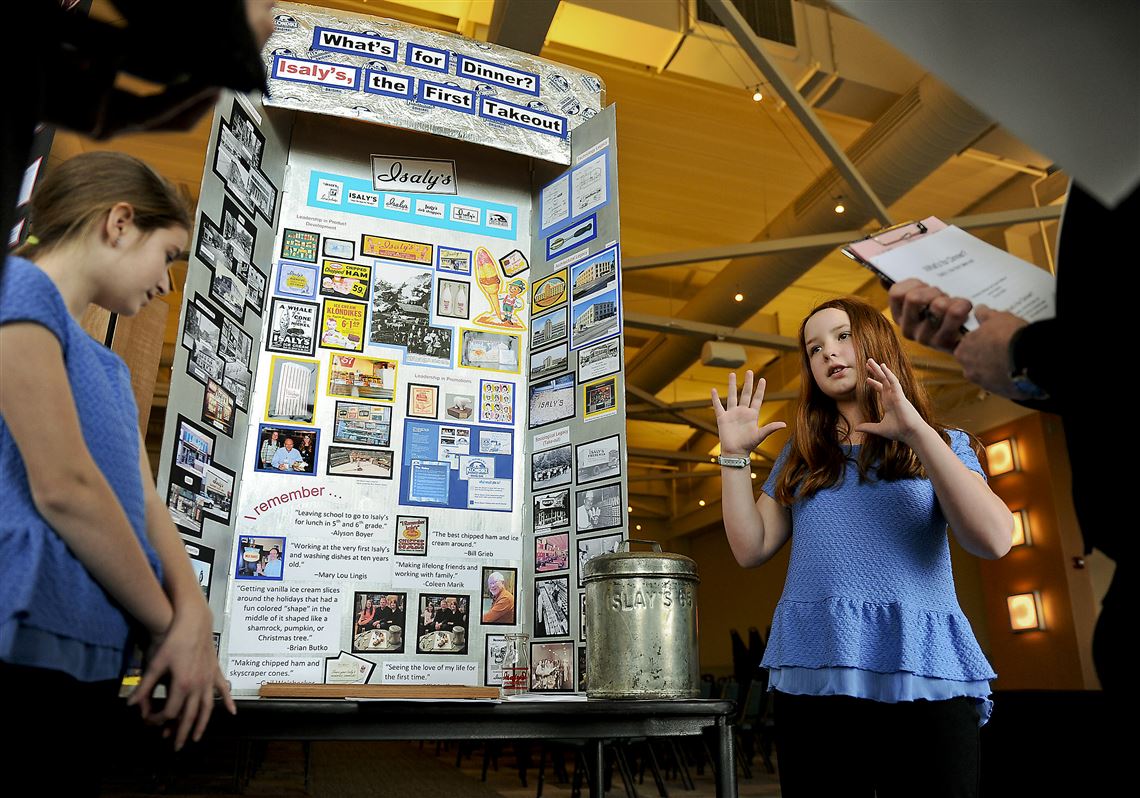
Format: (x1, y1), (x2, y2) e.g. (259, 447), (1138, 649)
(1010, 509), (1032, 547)
(1007, 591), (1045, 632)
(985, 437), (1019, 476)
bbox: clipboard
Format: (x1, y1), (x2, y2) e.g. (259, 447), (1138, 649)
(840, 217), (949, 285)
(839, 215), (1056, 329)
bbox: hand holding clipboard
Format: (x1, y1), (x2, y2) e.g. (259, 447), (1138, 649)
(843, 217), (1057, 399)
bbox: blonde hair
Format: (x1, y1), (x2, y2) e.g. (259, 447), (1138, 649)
(16, 151), (190, 259)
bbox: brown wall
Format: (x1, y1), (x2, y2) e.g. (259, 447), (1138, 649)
(977, 413), (1099, 689)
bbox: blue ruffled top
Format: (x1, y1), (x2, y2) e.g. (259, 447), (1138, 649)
(760, 432), (995, 724)
(0, 257), (163, 681)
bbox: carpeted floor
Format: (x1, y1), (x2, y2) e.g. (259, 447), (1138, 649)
(103, 738), (781, 796)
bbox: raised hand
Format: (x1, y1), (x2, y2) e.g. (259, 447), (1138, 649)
(855, 359), (927, 444)
(711, 370), (787, 456)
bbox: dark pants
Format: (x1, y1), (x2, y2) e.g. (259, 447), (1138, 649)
(773, 690), (980, 798)
(1, 661), (122, 797)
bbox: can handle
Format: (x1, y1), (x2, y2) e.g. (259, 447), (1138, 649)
(617, 539), (663, 553)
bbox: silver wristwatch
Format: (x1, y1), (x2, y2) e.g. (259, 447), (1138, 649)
(716, 454), (750, 469)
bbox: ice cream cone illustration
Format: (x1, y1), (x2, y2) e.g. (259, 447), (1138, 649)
(472, 246), (526, 330)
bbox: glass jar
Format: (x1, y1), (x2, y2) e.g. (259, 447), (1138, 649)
(501, 632), (530, 695)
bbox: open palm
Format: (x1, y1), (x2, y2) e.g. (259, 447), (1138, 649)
(855, 359), (925, 444)
(711, 371), (787, 455)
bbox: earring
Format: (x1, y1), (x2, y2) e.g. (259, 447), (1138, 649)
(113, 236), (122, 248)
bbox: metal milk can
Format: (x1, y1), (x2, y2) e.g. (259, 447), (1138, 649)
(582, 540), (700, 699)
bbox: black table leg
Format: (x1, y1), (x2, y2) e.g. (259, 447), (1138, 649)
(717, 717), (737, 797)
(591, 739), (605, 797)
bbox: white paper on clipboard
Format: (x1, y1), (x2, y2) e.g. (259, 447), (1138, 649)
(846, 217), (1056, 331)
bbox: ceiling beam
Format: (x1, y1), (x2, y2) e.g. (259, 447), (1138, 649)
(705, 0), (893, 226)
(487, 0), (559, 55)
(623, 205), (1064, 271)
(626, 385), (720, 436)
(628, 392), (798, 414)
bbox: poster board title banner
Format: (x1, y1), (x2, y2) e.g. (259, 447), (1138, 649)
(262, 3), (603, 165)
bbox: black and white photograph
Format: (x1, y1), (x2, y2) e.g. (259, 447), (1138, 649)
(229, 98), (265, 165)
(535, 531), (569, 573)
(570, 286), (620, 351)
(484, 634), (516, 687)
(246, 264), (267, 315)
(528, 373), (575, 428)
(222, 361), (252, 413)
(221, 197), (257, 272)
(209, 263), (247, 323)
(436, 277), (470, 319)
(531, 306), (568, 349)
(529, 342), (568, 381)
(202, 378), (237, 436)
(326, 445), (394, 480)
(352, 592), (408, 654)
(370, 264), (452, 367)
(182, 295), (222, 384)
(267, 297), (319, 357)
(531, 443), (572, 490)
(530, 640), (574, 692)
(213, 123), (252, 209)
(248, 167), (278, 224)
(184, 541), (215, 601)
(575, 434), (622, 484)
(533, 488), (570, 530)
(167, 483), (204, 536)
(173, 415), (215, 478)
(254, 424), (319, 475)
(332, 401), (392, 447)
(533, 575), (570, 638)
(574, 484), (624, 533)
(577, 531), (623, 588)
(201, 462), (236, 524)
(417, 594), (470, 655)
(265, 355), (319, 425)
(579, 593), (586, 642)
(189, 342), (224, 386)
(194, 213), (226, 271)
(577, 337), (621, 383)
(459, 329), (519, 373)
(218, 317), (253, 366)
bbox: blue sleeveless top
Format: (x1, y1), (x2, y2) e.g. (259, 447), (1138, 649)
(0, 257), (163, 681)
(760, 431), (995, 723)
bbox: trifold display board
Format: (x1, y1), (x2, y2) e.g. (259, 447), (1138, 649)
(156, 4), (626, 695)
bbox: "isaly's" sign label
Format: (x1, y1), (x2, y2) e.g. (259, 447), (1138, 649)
(370, 155), (458, 196)
(272, 55), (359, 90)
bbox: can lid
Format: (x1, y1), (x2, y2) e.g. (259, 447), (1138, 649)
(582, 540), (699, 582)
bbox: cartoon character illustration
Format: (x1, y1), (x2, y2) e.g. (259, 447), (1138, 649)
(500, 279), (526, 324)
(471, 246), (528, 331)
